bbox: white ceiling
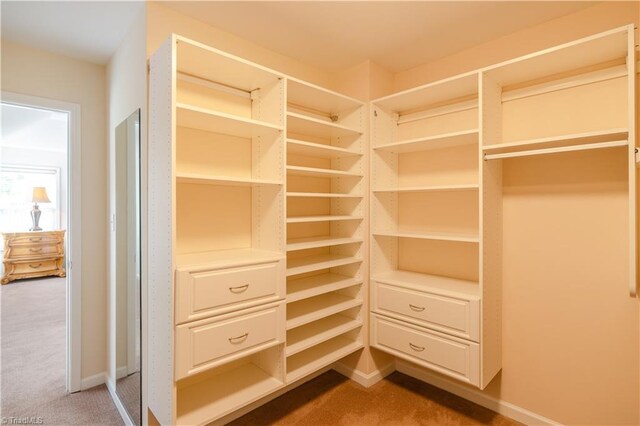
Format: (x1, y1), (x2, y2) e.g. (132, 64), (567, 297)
(1, 1), (597, 72)
(162, 1), (598, 73)
(1, 104), (68, 153)
(1, 1), (144, 65)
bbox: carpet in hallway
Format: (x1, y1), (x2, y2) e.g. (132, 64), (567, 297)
(1, 277), (123, 425)
(230, 369), (521, 425)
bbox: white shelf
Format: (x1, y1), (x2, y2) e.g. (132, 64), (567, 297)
(483, 128), (629, 156)
(373, 230), (480, 244)
(287, 236), (363, 251)
(177, 35), (282, 92)
(373, 184), (479, 193)
(176, 362), (283, 426)
(287, 273), (363, 303)
(176, 248), (283, 272)
(287, 139), (361, 159)
(286, 314), (363, 356)
(373, 72), (478, 113)
(286, 335), (362, 383)
(287, 215), (363, 224)
(176, 173), (281, 187)
(177, 103), (282, 138)
(286, 165), (363, 178)
(287, 192), (363, 198)
(375, 129), (478, 153)
(287, 78), (363, 116)
(373, 270), (480, 300)
(484, 26), (629, 87)
(286, 292), (361, 330)
(286, 253), (362, 277)
(287, 112), (362, 139)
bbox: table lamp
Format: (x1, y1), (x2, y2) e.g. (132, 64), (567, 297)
(30, 187), (50, 231)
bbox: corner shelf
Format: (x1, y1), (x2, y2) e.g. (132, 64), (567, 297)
(176, 173), (282, 187)
(287, 112), (362, 139)
(375, 129), (478, 153)
(286, 315), (362, 356)
(286, 254), (362, 277)
(287, 273), (363, 303)
(287, 139), (362, 159)
(286, 165), (363, 179)
(286, 291), (362, 330)
(285, 335), (362, 383)
(287, 192), (362, 198)
(287, 215), (363, 224)
(373, 231), (480, 244)
(287, 236), (363, 251)
(373, 184), (479, 193)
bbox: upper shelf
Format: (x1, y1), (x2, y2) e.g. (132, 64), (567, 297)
(176, 35), (282, 93)
(484, 25), (630, 87)
(287, 112), (362, 139)
(373, 72), (478, 114)
(177, 103), (282, 138)
(176, 173), (282, 187)
(286, 165), (363, 179)
(287, 139), (361, 159)
(483, 128), (629, 157)
(287, 78), (363, 115)
(375, 129), (479, 153)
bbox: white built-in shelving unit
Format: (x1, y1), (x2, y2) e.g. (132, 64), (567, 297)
(370, 24), (636, 389)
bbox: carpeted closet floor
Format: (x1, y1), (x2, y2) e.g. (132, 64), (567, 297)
(1, 277), (123, 425)
(231, 369), (521, 426)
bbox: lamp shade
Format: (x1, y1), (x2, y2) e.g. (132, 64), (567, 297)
(32, 187), (51, 203)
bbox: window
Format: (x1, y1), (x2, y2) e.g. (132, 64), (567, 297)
(0, 165), (60, 232)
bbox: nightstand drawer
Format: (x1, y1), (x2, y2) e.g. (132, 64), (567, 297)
(373, 282), (479, 341)
(175, 261), (283, 324)
(175, 302), (285, 380)
(11, 259), (59, 274)
(8, 234), (62, 246)
(8, 244), (62, 259)
(371, 314), (479, 386)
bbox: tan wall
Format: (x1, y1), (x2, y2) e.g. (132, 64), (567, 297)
(1, 40), (108, 380)
(106, 4), (147, 389)
(147, 2), (332, 88)
(392, 3), (640, 425)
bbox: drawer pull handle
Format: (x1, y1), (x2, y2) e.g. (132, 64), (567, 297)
(409, 342), (425, 352)
(409, 304), (425, 312)
(29, 238), (42, 242)
(29, 263), (42, 269)
(229, 284), (249, 293)
(29, 248), (43, 253)
(228, 333), (248, 344)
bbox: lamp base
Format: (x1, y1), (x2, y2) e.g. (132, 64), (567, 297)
(29, 226), (42, 232)
(30, 203), (42, 232)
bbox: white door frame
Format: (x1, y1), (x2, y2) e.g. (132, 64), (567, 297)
(1, 91), (82, 393)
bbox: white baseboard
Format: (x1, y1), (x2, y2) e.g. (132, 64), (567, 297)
(332, 361), (396, 388)
(106, 378), (135, 426)
(396, 361), (561, 426)
(116, 366), (128, 380)
(80, 372), (107, 390)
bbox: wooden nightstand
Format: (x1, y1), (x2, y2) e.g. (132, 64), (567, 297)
(1, 230), (66, 284)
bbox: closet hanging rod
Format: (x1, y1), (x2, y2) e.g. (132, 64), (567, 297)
(177, 72), (252, 99)
(287, 102), (339, 122)
(396, 98), (477, 125)
(483, 140), (628, 161)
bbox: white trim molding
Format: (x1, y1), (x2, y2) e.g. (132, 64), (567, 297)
(1, 91), (82, 393)
(396, 361), (562, 426)
(332, 362), (396, 388)
(106, 378), (135, 426)
(80, 372), (107, 390)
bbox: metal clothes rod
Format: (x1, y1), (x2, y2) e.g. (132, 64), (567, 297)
(483, 140), (628, 160)
(177, 72), (252, 99)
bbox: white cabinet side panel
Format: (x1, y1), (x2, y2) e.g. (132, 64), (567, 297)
(148, 37), (176, 425)
(479, 72), (503, 388)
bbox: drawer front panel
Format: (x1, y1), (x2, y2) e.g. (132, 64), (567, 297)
(371, 314), (479, 386)
(8, 244), (62, 258)
(374, 282), (479, 341)
(175, 303), (284, 380)
(12, 259), (58, 274)
(8, 234), (62, 246)
(176, 261), (282, 324)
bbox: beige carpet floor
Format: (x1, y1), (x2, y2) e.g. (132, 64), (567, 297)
(231, 369), (521, 426)
(1, 277), (123, 425)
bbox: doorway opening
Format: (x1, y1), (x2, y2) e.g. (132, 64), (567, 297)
(0, 92), (82, 400)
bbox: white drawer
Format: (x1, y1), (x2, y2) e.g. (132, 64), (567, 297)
(175, 302), (285, 380)
(175, 260), (283, 324)
(373, 282), (479, 341)
(371, 314), (479, 386)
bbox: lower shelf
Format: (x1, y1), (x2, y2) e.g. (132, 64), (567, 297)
(286, 314), (362, 356)
(286, 334), (363, 383)
(176, 362), (283, 426)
